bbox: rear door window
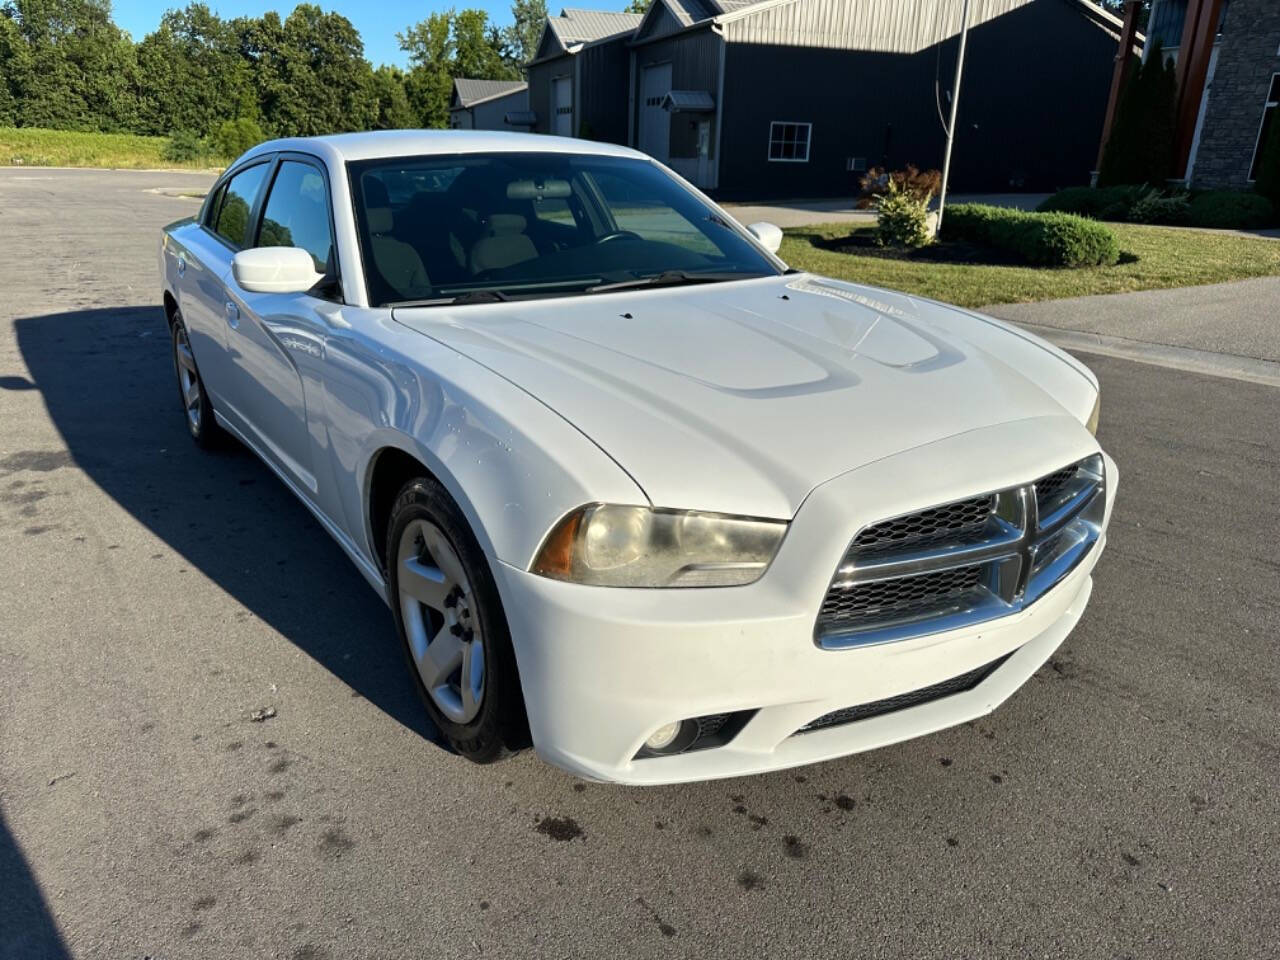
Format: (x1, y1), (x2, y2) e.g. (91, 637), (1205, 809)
(211, 163), (269, 249)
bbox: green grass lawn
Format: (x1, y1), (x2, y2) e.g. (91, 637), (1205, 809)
(0, 126), (222, 170)
(781, 222), (1280, 308)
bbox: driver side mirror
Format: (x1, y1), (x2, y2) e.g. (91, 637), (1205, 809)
(232, 246), (325, 294)
(746, 221), (783, 255)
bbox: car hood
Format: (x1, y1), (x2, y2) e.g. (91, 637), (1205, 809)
(393, 274), (1097, 519)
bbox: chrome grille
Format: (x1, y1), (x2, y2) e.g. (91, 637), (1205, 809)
(816, 455), (1105, 649)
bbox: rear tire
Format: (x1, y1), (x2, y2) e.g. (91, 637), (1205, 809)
(170, 312), (221, 449)
(386, 477), (528, 762)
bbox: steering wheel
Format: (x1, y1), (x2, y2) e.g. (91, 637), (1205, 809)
(596, 230), (643, 245)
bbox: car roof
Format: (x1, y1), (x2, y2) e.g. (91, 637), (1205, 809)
(238, 129), (649, 167)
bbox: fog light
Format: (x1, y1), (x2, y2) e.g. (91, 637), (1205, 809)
(645, 721), (683, 752)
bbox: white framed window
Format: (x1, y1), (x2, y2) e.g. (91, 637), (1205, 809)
(768, 121), (811, 163)
(1247, 73), (1279, 182)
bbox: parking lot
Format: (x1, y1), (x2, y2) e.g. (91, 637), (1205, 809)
(2, 167), (1278, 959)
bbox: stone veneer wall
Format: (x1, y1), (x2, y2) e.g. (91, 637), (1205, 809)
(1190, 0), (1280, 188)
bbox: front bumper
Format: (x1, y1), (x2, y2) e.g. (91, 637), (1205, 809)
(494, 418), (1117, 785)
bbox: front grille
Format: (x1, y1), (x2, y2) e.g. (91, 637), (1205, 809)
(819, 564), (986, 631)
(816, 455), (1105, 649)
(796, 652), (1014, 734)
(852, 495), (994, 556)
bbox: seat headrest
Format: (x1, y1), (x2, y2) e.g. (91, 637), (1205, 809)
(487, 213), (527, 236)
(366, 206), (394, 235)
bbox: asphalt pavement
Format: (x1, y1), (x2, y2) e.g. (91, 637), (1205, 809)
(2, 168), (1278, 960)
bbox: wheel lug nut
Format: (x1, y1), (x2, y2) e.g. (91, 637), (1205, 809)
(450, 624), (463, 636)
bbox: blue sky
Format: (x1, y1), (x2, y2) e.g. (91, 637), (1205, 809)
(111, 1), (632, 68)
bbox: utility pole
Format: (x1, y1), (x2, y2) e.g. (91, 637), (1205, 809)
(935, 0), (972, 234)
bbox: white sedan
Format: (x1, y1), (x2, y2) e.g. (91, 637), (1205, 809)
(159, 131), (1115, 784)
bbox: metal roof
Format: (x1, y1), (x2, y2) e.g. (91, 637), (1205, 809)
(451, 79), (528, 109)
(548, 8), (645, 46)
(663, 90), (716, 111)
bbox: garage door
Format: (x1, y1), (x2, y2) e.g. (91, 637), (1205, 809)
(638, 63), (672, 163)
(553, 76), (573, 137)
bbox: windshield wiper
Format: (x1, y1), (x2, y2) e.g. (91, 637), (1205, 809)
(390, 290), (510, 308)
(586, 270), (766, 294)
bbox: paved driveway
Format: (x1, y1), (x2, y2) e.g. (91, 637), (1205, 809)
(2, 168), (1278, 960)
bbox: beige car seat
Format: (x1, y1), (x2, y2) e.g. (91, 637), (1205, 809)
(469, 214), (538, 274)
(366, 205), (432, 300)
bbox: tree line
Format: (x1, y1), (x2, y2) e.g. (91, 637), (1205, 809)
(0, 0), (550, 152)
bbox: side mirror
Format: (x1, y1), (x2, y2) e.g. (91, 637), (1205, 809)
(746, 221), (783, 255)
(232, 247), (324, 294)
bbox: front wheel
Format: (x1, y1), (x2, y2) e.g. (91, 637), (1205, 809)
(386, 477), (528, 762)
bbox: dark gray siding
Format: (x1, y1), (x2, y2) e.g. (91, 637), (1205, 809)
(631, 28), (722, 161)
(578, 36), (632, 144)
(527, 58), (569, 135)
(716, 1), (1115, 197)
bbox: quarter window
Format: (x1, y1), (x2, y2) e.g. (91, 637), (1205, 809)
(258, 160), (335, 275)
(211, 163), (269, 249)
(1248, 74), (1280, 182)
(768, 122), (812, 163)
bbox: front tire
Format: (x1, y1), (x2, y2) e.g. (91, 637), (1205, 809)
(170, 312), (220, 448)
(386, 477), (527, 762)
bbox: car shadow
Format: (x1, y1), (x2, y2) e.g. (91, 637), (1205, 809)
(14, 305), (438, 744)
(0, 811), (71, 960)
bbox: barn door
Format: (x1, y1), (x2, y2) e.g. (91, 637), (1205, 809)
(553, 76), (574, 137)
(639, 62), (672, 163)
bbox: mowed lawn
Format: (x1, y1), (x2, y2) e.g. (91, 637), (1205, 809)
(0, 126), (219, 170)
(781, 222), (1280, 308)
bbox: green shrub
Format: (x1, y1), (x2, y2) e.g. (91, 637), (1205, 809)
(1099, 41), (1178, 187)
(1036, 185), (1145, 220)
(942, 204), (1120, 267)
(1127, 186), (1190, 225)
(209, 117), (264, 160)
(162, 129), (208, 164)
(875, 180), (932, 248)
(1186, 190), (1274, 229)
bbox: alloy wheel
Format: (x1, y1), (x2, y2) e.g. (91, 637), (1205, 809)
(173, 324), (202, 435)
(396, 518), (485, 724)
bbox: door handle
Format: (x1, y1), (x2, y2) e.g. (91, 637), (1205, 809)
(224, 301), (240, 329)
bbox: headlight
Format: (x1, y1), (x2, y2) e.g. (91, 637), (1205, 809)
(1086, 393), (1101, 436)
(531, 504), (787, 587)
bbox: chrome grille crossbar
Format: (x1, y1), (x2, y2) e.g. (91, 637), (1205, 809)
(816, 455), (1105, 650)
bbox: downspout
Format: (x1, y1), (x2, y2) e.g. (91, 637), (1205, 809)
(713, 23), (727, 191)
(574, 54), (583, 138)
(628, 48), (637, 147)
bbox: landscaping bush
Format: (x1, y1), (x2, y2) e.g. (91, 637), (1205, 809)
(942, 204), (1120, 267)
(875, 180), (932, 248)
(1037, 185), (1145, 220)
(857, 164), (941, 208)
(1185, 190), (1274, 229)
(1098, 41), (1177, 187)
(1127, 186), (1190, 225)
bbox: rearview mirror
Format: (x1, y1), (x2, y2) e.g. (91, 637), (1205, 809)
(746, 221), (783, 255)
(232, 247), (324, 294)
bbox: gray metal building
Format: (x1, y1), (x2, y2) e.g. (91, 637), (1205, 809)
(448, 79), (531, 131)
(524, 0), (1127, 197)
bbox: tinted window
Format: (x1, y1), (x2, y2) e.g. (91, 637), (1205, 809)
(349, 153), (779, 307)
(258, 161), (335, 274)
(212, 163), (269, 249)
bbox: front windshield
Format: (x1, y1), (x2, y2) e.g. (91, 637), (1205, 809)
(347, 152), (781, 307)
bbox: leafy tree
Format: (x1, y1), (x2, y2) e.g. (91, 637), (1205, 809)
(371, 65), (416, 129)
(1098, 41), (1177, 187)
(1, 0), (139, 131)
(210, 116), (264, 157)
(624, 0), (649, 12)
(135, 4), (253, 137)
(400, 8), (517, 129)
(235, 4), (376, 138)
(502, 0), (547, 67)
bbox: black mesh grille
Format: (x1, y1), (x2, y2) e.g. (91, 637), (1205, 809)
(1034, 464), (1077, 512)
(796, 652), (1014, 734)
(852, 495), (994, 556)
(820, 564), (985, 631)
